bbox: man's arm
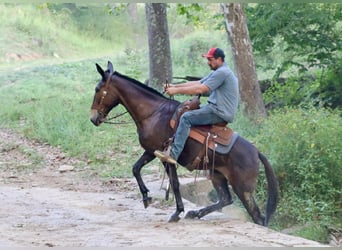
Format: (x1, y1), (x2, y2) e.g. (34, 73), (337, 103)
(165, 82), (209, 96)
(165, 81), (201, 88)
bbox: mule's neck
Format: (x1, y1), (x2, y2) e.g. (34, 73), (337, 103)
(112, 74), (171, 124)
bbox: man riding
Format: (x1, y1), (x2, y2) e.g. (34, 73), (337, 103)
(154, 47), (239, 165)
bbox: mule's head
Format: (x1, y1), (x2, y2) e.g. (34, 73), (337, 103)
(90, 61), (120, 126)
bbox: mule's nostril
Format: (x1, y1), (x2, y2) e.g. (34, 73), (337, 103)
(90, 118), (97, 126)
(90, 116), (100, 127)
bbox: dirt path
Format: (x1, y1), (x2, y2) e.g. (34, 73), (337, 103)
(0, 129), (327, 247)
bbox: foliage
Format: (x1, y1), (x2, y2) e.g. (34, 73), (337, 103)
(175, 4), (204, 25)
(255, 105), (342, 227)
(263, 57), (342, 109)
(245, 3), (342, 78)
(314, 58), (342, 109)
(174, 3), (221, 30)
(263, 74), (318, 109)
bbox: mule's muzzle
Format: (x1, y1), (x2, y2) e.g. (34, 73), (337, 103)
(90, 109), (104, 126)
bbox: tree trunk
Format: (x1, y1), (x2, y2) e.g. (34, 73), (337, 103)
(145, 3), (172, 89)
(221, 3), (266, 120)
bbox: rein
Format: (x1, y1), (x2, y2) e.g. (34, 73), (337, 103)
(103, 102), (169, 125)
(103, 110), (130, 124)
(103, 79), (174, 126)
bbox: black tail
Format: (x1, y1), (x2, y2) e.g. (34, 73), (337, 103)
(259, 152), (279, 226)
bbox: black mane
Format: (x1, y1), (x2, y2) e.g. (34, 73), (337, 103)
(113, 71), (166, 98)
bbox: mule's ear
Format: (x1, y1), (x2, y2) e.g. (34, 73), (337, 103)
(107, 61), (114, 74)
(96, 63), (105, 78)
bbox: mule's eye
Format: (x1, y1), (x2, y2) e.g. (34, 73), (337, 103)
(103, 90), (107, 96)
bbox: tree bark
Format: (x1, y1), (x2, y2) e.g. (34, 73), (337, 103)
(145, 3), (172, 89)
(221, 3), (266, 120)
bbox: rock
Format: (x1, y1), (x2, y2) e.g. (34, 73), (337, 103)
(58, 165), (75, 173)
(179, 177), (249, 222)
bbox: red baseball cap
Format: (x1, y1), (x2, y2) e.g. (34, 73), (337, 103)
(202, 47), (225, 59)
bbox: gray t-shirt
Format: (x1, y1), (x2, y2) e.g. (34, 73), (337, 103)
(200, 63), (239, 122)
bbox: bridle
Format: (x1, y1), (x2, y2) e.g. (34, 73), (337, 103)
(99, 77), (171, 125)
(97, 73), (131, 125)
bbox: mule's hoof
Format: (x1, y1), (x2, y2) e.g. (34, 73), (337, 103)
(143, 197), (152, 208)
(168, 213), (181, 223)
(184, 210), (199, 219)
(256, 215), (267, 226)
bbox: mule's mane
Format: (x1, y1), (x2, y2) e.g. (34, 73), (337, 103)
(113, 71), (166, 98)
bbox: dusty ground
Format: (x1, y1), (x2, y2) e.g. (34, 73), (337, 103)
(0, 128), (328, 247)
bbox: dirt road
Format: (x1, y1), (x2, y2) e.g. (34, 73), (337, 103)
(0, 129), (326, 247)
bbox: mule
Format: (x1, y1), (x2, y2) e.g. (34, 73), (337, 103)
(90, 61), (278, 226)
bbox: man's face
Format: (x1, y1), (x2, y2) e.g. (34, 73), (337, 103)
(207, 57), (222, 70)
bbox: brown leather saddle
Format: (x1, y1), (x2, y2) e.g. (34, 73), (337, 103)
(168, 97), (235, 170)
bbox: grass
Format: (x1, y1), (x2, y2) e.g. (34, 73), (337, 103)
(0, 4), (142, 70)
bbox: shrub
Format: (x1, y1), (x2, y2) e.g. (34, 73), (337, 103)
(315, 58), (342, 109)
(255, 105), (342, 225)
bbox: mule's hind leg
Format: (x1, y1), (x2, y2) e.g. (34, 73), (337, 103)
(232, 183), (265, 226)
(185, 170), (233, 219)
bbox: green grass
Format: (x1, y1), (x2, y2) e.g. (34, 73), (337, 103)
(0, 4), (142, 70)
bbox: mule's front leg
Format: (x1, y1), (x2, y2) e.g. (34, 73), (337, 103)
(132, 151), (155, 208)
(165, 163), (184, 222)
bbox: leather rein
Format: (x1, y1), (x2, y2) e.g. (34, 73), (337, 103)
(103, 104), (167, 125)
(103, 110), (130, 124)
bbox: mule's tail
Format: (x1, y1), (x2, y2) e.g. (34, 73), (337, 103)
(258, 152), (279, 226)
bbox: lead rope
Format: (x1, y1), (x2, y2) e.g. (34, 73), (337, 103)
(159, 79), (176, 200)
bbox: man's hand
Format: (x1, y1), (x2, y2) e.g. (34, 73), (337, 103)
(165, 86), (177, 96)
(163, 83), (174, 93)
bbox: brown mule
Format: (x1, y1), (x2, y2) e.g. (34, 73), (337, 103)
(90, 61), (279, 226)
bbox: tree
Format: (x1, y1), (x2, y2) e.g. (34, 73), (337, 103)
(245, 3), (342, 78)
(145, 3), (172, 88)
(221, 3), (266, 119)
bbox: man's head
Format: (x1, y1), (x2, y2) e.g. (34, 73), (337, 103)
(202, 47), (225, 70)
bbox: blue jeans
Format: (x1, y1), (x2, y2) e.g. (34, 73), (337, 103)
(170, 104), (226, 160)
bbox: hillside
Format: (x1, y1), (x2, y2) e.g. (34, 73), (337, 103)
(0, 4), (139, 68)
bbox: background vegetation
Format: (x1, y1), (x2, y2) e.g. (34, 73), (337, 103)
(0, 3), (341, 244)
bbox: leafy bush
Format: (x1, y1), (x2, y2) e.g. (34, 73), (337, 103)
(263, 75), (319, 109)
(263, 58), (342, 110)
(255, 105), (342, 225)
(315, 58), (342, 109)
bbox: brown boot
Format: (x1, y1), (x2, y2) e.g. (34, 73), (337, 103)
(154, 150), (177, 165)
